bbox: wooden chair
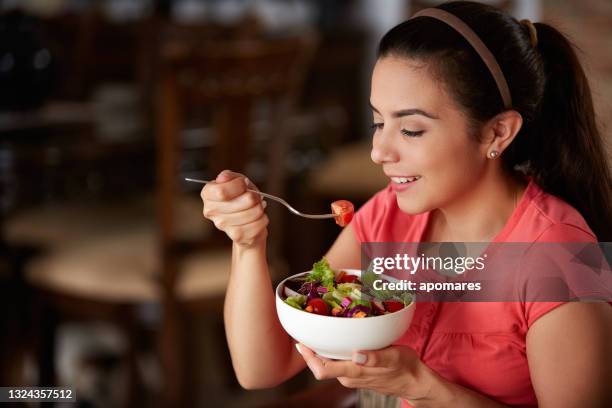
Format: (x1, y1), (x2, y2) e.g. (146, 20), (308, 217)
(5, 27), (317, 407)
(38, 9), (154, 101)
(155, 31), (318, 404)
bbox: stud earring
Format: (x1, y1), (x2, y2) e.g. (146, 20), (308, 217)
(489, 150), (499, 159)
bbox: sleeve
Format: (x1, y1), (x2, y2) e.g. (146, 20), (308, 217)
(524, 302), (566, 328)
(523, 223), (610, 329)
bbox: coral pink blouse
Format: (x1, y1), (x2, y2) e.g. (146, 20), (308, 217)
(351, 179), (601, 407)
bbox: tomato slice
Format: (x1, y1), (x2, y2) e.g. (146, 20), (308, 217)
(383, 300), (404, 313)
(335, 271), (346, 284)
(307, 298), (329, 316)
(331, 200), (354, 227)
(338, 274), (359, 284)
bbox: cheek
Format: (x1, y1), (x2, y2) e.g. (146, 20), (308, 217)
(423, 128), (482, 172)
(430, 143), (481, 180)
(396, 138), (484, 212)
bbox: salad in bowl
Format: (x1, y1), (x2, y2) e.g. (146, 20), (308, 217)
(275, 258), (415, 360)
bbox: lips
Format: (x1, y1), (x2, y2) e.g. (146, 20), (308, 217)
(390, 176), (421, 184)
(387, 175), (421, 192)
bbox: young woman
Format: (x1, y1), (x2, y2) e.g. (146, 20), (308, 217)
(200, 1), (612, 406)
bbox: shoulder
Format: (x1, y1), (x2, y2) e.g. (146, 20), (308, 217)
(520, 181), (597, 242)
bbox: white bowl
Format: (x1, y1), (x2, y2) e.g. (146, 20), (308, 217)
(275, 269), (415, 360)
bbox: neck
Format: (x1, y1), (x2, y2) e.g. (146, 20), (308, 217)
(427, 170), (526, 242)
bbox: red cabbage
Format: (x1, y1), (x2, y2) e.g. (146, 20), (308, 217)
(345, 305), (371, 317)
(298, 281), (320, 301)
(341, 297), (352, 308)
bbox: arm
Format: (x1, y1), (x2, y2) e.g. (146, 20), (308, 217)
(526, 301), (612, 407)
(224, 240), (306, 389)
(218, 171), (361, 388)
(225, 223), (361, 389)
(410, 303), (612, 408)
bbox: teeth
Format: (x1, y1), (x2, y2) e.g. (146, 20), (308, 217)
(391, 176), (420, 184)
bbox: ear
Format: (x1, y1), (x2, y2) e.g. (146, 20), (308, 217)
(481, 110), (523, 155)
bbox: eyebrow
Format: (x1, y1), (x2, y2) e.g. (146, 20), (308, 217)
(369, 101), (440, 120)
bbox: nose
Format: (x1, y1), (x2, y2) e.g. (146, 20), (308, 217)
(371, 132), (399, 165)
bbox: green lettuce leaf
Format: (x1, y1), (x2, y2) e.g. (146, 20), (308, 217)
(284, 294), (307, 310)
(306, 257), (335, 289)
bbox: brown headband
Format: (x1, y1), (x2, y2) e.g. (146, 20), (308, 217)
(411, 8), (512, 109)
(520, 19), (538, 48)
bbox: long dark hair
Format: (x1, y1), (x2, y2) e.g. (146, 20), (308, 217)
(377, 1), (611, 241)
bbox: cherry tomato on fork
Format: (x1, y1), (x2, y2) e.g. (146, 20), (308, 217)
(331, 200), (354, 227)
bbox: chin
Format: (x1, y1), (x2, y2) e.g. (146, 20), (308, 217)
(396, 195), (431, 215)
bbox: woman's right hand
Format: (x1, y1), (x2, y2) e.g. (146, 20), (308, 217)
(201, 170), (269, 248)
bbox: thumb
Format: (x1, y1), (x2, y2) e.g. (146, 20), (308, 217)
(353, 346), (408, 368)
(244, 177), (260, 192)
(215, 169), (241, 183)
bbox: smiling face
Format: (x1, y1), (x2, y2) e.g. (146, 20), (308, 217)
(370, 56), (489, 214)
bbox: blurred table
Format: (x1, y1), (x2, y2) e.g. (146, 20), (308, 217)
(0, 102), (94, 135)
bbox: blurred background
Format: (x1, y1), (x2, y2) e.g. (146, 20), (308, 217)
(0, 0), (610, 407)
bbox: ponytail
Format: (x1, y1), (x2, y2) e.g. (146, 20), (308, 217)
(526, 23), (612, 241)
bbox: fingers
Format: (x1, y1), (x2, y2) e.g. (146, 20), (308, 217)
(352, 346), (417, 369)
(215, 169), (242, 183)
(296, 343), (365, 380)
(210, 202), (267, 230)
(337, 376), (368, 389)
(297, 343), (410, 380)
(204, 191), (264, 216)
(200, 170), (269, 247)
(244, 177), (260, 192)
(202, 171), (249, 202)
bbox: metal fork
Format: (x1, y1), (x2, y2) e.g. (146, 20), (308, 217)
(185, 178), (336, 219)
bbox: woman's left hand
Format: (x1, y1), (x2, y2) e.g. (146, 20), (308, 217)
(296, 343), (447, 403)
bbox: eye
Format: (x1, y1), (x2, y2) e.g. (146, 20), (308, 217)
(401, 129), (424, 137)
(369, 122), (384, 132)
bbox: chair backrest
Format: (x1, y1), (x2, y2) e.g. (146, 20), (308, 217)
(41, 10), (154, 100)
(155, 29), (318, 291)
